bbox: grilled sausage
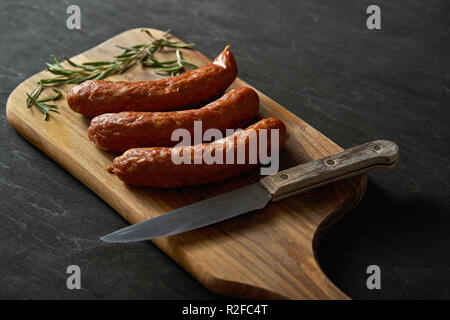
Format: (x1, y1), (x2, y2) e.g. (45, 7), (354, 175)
(67, 46), (238, 117)
(87, 87), (259, 152)
(111, 118), (286, 188)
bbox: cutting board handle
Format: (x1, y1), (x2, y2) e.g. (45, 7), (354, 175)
(261, 140), (399, 202)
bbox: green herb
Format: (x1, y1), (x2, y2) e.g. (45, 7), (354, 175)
(26, 92), (60, 120)
(27, 29), (197, 120)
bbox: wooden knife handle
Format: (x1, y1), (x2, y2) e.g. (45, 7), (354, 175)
(261, 140), (399, 202)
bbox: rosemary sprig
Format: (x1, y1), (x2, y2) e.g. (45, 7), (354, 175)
(26, 83), (62, 119)
(26, 92), (60, 120)
(26, 29), (198, 120)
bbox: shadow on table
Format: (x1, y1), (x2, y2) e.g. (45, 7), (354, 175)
(317, 180), (450, 300)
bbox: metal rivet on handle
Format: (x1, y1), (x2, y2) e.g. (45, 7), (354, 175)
(373, 145), (382, 152)
(280, 173), (289, 180)
(324, 159), (336, 166)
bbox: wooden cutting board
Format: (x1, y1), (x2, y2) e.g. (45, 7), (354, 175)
(6, 28), (366, 300)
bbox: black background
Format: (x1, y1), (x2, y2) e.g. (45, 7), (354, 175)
(0, 0), (449, 299)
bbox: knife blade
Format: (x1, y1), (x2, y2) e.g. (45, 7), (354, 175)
(101, 183), (271, 243)
(101, 140), (398, 243)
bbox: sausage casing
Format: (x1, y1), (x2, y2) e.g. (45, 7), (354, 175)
(112, 118), (286, 188)
(67, 46), (238, 117)
(87, 87), (259, 152)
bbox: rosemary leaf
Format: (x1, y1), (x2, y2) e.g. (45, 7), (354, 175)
(141, 29), (155, 39)
(36, 88), (62, 102)
(64, 57), (98, 71)
(26, 83), (43, 108)
(119, 59), (138, 74)
(39, 78), (70, 84)
(154, 65), (184, 73)
(114, 52), (136, 59)
(160, 59), (178, 65)
(66, 73), (101, 84)
(176, 49), (183, 67)
(95, 67), (116, 80)
(180, 60), (198, 69)
(50, 55), (63, 68)
(164, 42), (196, 48)
(82, 61), (113, 66)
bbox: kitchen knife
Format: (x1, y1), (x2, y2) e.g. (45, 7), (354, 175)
(101, 140), (398, 243)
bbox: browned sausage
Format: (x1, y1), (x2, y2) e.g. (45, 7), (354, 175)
(111, 118), (286, 188)
(87, 87), (259, 152)
(67, 46), (238, 117)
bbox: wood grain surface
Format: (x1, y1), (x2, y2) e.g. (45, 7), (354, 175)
(6, 28), (367, 299)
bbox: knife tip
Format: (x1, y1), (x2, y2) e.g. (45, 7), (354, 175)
(100, 235), (114, 242)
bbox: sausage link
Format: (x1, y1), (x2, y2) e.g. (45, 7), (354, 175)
(88, 87), (259, 152)
(112, 118), (286, 188)
(67, 46), (237, 117)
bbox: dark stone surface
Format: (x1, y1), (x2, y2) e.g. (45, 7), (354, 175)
(1, 0), (449, 299)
